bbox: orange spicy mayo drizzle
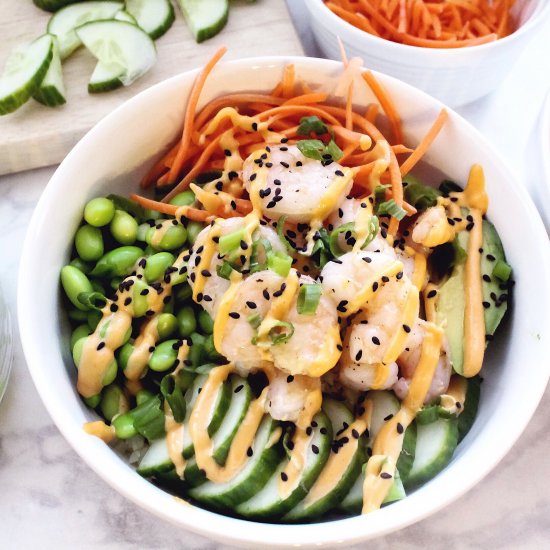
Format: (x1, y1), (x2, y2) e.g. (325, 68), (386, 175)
(362, 323), (443, 513)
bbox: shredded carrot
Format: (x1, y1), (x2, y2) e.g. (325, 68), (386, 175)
(168, 47), (227, 184)
(281, 64), (296, 98)
(324, 0), (515, 48)
(400, 109), (449, 176)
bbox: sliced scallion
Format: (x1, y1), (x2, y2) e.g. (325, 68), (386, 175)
(297, 284), (322, 315)
(276, 215), (295, 252)
(216, 261), (234, 280)
(77, 291), (108, 311)
(329, 222), (355, 257)
(267, 251), (292, 277)
(247, 313), (262, 329)
(492, 259), (512, 282)
(250, 238), (272, 273)
(160, 375), (186, 423)
(268, 321), (294, 345)
(376, 199), (407, 221)
(218, 228), (246, 256)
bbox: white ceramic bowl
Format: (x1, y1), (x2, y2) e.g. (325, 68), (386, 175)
(304, 0), (550, 107)
(18, 57), (550, 547)
(535, 90), (550, 233)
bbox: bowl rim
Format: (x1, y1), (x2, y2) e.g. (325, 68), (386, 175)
(304, 0), (550, 56)
(17, 55), (550, 547)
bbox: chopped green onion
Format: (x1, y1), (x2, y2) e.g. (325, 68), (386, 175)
(452, 236), (467, 265)
(492, 259), (512, 282)
(216, 261), (234, 280)
(329, 222), (355, 257)
(160, 375), (186, 423)
(296, 138), (343, 163)
(326, 139), (343, 162)
(376, 199), (407, 221)
(181, 362), (216, 375)
(250, 238), (272, 273)
(297, 115), (328, 136)
(276, 215), (295, 252)
(403, 176), (441, 211)
(218, 228), (247, 256)
(247, 313), (262, 329)
(77, 291), (107, 311)
(297, 284), (322, 315)
(268, 321), (294, 345)
(267, 251), (292, 277)
(310, 227), (332, 268)
(374, 184), (390, 205)
(439, 180), (463, 196)
(128, 395), (165, 442)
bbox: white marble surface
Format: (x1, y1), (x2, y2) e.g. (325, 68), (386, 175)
(1, 3), (550, 548)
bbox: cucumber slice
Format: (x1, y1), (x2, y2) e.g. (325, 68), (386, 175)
(188, 416), (283, 509)
(88, 62), (124, 94)
(33, 0), (84, 12)
(367, 390), (400, 440)
(458, 376), (481, 442)
(235, 411), (333, 519)
(338, 468), (406, 514)
(283, 400), (365, 522)
(33, 38), (66, 107)
(76, 20), (156, 88)
(322, 397), (354, 436)
(184, 375), (252, 487)
(404, 417), (458, 489)
(395, 422), (417, 480)
(137, 438), (173, 477)
(114, 11), (138, 25)
(126, 0), (176, 40)
(176, 0), (229, 43)
(0, 35), (54, 115)
(47, 1), (124, 60)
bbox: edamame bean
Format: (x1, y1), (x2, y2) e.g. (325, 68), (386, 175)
(87, 310), (102, 331)
(84, 394), (101, 408)
(71, 324), (91, 351)
(61, 265), (94, 311)
(157, 313), (177, 339)
(147, 224), (187, 251)
(204, 334), (223, 361)
(188, 332), (205, 365)
(108, 194), (146, 221)
(110, 210), (138, 245)
(69, 257), (92, 274)
(169, 190), (195, 207)
(148, 339), (180, 372)
(90, 246), (143, 278)
(110, 277), (122, 291)
(198, 309), (214, 334)
(100, 384), (129, 422)
(162, 296), (174, 314)
(103, 359), (118, 386)
(118, 342), (134, 370)
(68, 309), (88, 323)
(75, 224), (104, 261)
(143, 209), (162, 221)
(186, 221), (204, 245)
(112, 412), (137, 439)
(174, 284), (192, 303)
(136, 389), (154, 405)
(137, 222), (150, 242)
(84, 197), (115, 227)
(144, 252), (175, 283)
(177, 306), (196, 338)
(72, 336), (86, 367)
(130, 279), (151, 317)
(90, 279), (106, 295)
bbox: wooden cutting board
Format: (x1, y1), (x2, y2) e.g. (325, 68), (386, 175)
(0, 0), (303, 175)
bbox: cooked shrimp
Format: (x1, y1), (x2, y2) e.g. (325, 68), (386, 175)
(320, 250), (404, 317)
(242, 145), (352, 224)
(411, 204), (454, 248)
(217, 271), (340, 377)
(393, 319), (451, 404)
(266, 369), (321, 422)
(188, 218), (285, 317)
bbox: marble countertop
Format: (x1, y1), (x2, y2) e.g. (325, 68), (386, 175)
(1, 2), (550, 548)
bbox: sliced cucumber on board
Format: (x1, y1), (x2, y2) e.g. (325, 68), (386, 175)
(87, 62), (125, 94)
(235, 411), (333, 519)
(47, 1), (124, 59)
(283, 400), (365, 522)
(126, 0), (176, 40)
(33, 38), (66, 107)
(76, 20), (157, 88)
(403, 416), (458, 489)
(114, 11), (138, 25)
(0, 34), (54, 115)
(176, 0), (229, 43)
(188, 416), (283, 509)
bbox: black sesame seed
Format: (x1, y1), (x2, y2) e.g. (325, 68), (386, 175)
(246, 301), (257, 309)
(482, 301), (491, 309)
(372, 282), (379, 292)
(402, 324), (411, 333)
(384, 414), (394, 421)
(306, 426), (313, 436)
(96, 342), (105, 351)
(380, 472), (393, 480)
(281, 472), (288, 482)
(311, 444), (319, 455)
(249, 173), (257, 182)
(234, 384), (244, 393)
(355, 350), (363, 361)
(427, 289), (437, 298)
(456, 402), (462, 409)
(280, 161), (290, 168)
(483, 274), (491, 282)
(263, 289), (270, 300)
(362, 256), (372, 263)
(397, 423), (404, 434)
(247, 447), (253, 457)
(352, 429), (360, 439)
(124, 297), (132, 306)
(110, 303), (118, 312)
(287, 375), (294, 383)
(224, 149), (232, 157)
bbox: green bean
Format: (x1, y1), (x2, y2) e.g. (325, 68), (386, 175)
(198, 309), (214, 334)
(100, 384), (129, 422)
(68, 309), (89, 323)
(177, 306), (196, 338)
(84, 197), (115, 227)
(169, 190), (196, 207)
(110, 210), (138, 245)
(75, 224), (104, 261)
(148, 339), (180, 372)
(61, 265), (94, 310)
(84, 394), (101, 408)
(71, 324), (91, 351)
(157, 313), (177, 339)
(186, 221), (204, 245)
(136, 389), (154, 406)
(87, 310), (102, 331)
(144, 252), (175, 283)
(174, 284), (192, 303)
(112, 413), (137, 439)
(147, 224), (187, 251)
(91, 246), (143, 278)
(69, 257), (92, 274)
